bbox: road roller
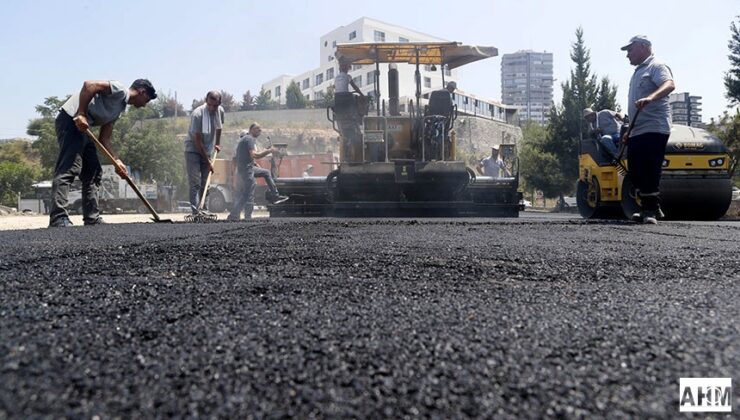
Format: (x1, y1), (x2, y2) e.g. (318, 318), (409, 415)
(267, 41), (522, 217)
(576, 124), (735, 220)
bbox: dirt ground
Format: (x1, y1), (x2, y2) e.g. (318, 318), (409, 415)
(0, 210), (269, 231)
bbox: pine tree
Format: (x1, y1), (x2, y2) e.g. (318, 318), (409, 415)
(285, 81), (307, 109)
(241, 90), (254, 111)
(725, 17), (740, 105)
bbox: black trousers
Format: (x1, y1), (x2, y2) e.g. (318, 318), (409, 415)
(627, 132), (670, 212)
(49, 112), (102, 223)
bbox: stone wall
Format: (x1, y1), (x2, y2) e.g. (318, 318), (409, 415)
(193, 109), (522, 161)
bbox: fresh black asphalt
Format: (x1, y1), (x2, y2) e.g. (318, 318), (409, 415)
(1, 217), (738, 418)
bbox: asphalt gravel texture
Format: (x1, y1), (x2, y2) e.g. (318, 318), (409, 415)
(1, 216), (738, 418)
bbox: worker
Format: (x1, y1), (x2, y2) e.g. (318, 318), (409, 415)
(622, 35), (675, 224)
(227, 124), (288, 221)
(48, 79), (157, 227)
(478, 146), (511, 178)
(302, 164), (314, 177)
(334, 61), (364, 161)
(184, 91), (224, 216)
(583, 107), (624, 157)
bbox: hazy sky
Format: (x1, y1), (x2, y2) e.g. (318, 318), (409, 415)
(1, 0), (737, 139)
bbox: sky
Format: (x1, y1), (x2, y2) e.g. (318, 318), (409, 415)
(0, 0), (738, 139)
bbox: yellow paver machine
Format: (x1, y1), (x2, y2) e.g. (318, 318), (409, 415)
(269, 42), (523, 217)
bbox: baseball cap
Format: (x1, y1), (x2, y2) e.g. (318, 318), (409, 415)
(620, 35), (651, 51)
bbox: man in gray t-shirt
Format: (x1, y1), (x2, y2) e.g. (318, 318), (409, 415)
(621, 35), (675, 224)
(184, 90), (225, 214)
(49, 79), (157, 227)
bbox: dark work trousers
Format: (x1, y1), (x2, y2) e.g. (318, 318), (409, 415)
(49, 112), (103, 224)
(253, 167), (279, 196)
(185, 151), (210, 214)
(229, 168), (256, 219)
(627, 132), (670, 212)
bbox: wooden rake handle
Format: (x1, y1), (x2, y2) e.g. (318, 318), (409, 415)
(84, 128), (163, 221)
(197, 150), (218, 211)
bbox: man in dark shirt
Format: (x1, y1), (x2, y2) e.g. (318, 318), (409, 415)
(227, 123), (287, 221)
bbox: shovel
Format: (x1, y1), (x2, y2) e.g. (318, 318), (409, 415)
(85, 129), (173, 223)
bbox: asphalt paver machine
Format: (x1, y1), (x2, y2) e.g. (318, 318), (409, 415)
(269, 42), (522, 217)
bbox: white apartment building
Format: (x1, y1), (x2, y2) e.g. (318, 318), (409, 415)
(261, 17), (516, 123)
(501, 50), (554, 124)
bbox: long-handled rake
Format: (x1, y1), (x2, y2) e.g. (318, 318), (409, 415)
(184, 150), (219, 223)
(85, 129), (172, 223)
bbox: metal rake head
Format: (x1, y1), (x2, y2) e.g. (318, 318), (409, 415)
(184, 211), (218, 223)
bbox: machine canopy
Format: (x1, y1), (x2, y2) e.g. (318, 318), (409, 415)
(335, 42), (498, 69)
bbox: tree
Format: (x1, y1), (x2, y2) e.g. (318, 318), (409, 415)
(28, 96), (69, 177)
(0, 161), (40, 207)
(725, 17), (740, 105)
(594, 76), (620, 112)
(191, 98), (206, 110)
(220, 90), (239, 112)
(255, 88), (277, 110)
(241, 90), (255, 111)
(706, 110), (740, 183)
(285, 81), (307, 109)
(519, 121), (571, 199)
(322, 85), (335, 108)
(153, 93), (186, 118)
(523, 27), (612, 199)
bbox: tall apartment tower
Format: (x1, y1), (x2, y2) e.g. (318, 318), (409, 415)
(501, 51), (554, 124)
(668, 92), (703, 128)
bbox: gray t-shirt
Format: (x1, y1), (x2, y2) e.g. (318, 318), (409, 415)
(184, 104), (225, 155)
(480, 156), (506, 178)
(60, 80), (128, 126)
(627, 55), (673, 137)
(594, 110), (622, 135)
(234, 134), (256, 177)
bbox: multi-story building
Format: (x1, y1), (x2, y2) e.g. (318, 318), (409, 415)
(500, 51), (553, 124)
(261, 17), (516, 124)
(668, 92), (703, 128)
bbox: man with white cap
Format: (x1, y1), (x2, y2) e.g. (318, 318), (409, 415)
(621, 35), (675, 224)
(583, 107), (624, 156)
(479, 146), (510, 178)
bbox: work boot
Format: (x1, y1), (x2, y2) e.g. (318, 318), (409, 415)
(48, 217), (73, 228)
(84, 217), (106, 226)
(642, 211), (658, 225)
(227, 215), (241, 222)
(631, 212), (644, 222)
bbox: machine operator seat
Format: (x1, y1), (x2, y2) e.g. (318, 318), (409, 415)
(423, 89), (455, 161)
(426, 89), (454, 119)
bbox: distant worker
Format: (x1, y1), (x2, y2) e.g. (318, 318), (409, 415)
(334, 61), (364, 161)
(49, 79), (157, 227)
(228, 124), (288, 221)
(302, 164), (314, 178)
(622, 35), (675, 224)
(184, 90), (224, 215)
(479, 146), (511, 178)
(583, 107), (624, 156)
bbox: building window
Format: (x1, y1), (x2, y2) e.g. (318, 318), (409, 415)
(349, 31), (356, 40)
(305, 94), (310, 100)
(444, 65), (451, 76)
(315, 92), (324, 100)
(374, 30), (385, 42)
(302, 78), (310, 90)
(399, 36), (409, 43)
(332, 40), (336, 48)
(424, 77), (431, 88)
(326, 68), (335, 80)
(275, 86), (281, 97)
(351, 64), (362, 71)
(315, 74), (324, 85)
(366, 71), (375, 86)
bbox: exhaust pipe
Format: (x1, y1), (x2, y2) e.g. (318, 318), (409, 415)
(388, 64), (399, 116)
